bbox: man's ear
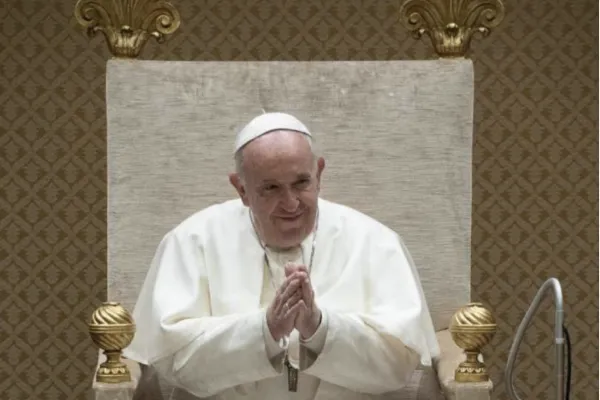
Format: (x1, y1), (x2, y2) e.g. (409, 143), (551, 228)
(316, 157), (325, 188)
(229, 173), (250, 206)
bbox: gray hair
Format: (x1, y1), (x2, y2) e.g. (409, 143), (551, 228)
(234, 132), (318, 178)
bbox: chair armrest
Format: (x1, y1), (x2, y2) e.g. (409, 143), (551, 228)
(434, 329), (493, 400)
(92, 350), (141, 400)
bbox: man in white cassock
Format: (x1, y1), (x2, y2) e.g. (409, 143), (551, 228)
(124, 112), (440, 399)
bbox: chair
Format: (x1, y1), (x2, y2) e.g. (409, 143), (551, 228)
(89, 58), (496, 400)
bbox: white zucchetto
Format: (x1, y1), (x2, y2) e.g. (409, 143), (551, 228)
(234, 112), (312, 153)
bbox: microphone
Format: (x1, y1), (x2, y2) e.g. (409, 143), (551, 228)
(504, 277), (570, 400)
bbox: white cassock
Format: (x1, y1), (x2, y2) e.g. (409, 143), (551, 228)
(124, 198), (440, 399)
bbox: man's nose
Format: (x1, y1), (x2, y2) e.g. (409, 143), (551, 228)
(280, 188), (299, 211)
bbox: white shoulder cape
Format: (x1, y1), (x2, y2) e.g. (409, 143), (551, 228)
(123, 198), (440, 397)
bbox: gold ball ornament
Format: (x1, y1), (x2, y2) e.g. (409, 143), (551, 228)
(449, 302), (497, 383)
(89, 302), (136, 383)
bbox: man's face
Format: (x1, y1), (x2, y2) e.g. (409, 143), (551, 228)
(230, 130), (325, 249)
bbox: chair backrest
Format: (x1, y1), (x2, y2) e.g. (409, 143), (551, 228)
(106, 59), (474, 331)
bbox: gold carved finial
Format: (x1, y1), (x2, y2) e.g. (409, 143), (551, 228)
(399, 0), (505, 57)
(74, 0), (181, 58)
(449, 302), (497, 383)
(89, 302), (136, 384)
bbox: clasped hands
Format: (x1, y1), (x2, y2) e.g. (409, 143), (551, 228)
(267, 264), (322, 342)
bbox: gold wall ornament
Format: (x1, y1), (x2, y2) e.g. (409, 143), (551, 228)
(449, 302), (497, 383)
(399, 0), (505, 57)
(74, 0), (181, 58)
(89, 302), (136, 384)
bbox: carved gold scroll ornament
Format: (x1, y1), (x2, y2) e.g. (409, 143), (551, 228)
(74, 0), (181, 58)
(400, 0), (505, 57)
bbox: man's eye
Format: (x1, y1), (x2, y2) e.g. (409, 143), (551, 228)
(264, 185), (278, 191)
(296, 179), (310, 188)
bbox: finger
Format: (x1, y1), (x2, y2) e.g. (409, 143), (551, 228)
(295, 265), (309, 274)
(281, 272), (307, 294)
(293, 272), (309, 285)
(271, 286), (284, 310)
(301, 276), (313, 309)
(277, 289), (302, 314)
(286, 265), (308, 278)
(286, 290), (302, 308)
(284, 299), (305, 319)
(279, 273), (298, 293)
(279, 279), (301, 304)
(278, 290), (301, 317)
(283, 264), (310, 282)
(298, 299), (310, 314)
(284, 263), (297, 276)
(275, 278), (301, 316)
(284, 270), (308, 283)
(267, 292), (280, 317)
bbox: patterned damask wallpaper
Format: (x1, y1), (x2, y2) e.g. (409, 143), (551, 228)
(0, 0), (597, 399)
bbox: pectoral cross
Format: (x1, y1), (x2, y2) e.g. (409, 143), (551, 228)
(285, 357), (298, 392)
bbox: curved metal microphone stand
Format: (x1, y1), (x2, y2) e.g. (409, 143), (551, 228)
(505, 277), (564, 400)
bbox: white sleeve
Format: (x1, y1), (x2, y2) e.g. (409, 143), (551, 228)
(298, 234), (435, 394)
(262, 312), (287, 369)
(298, 309), (329, 367)
(151, 310), (287, 398)
(123, 230), (283, 398)
(300, 311), (420, 394)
